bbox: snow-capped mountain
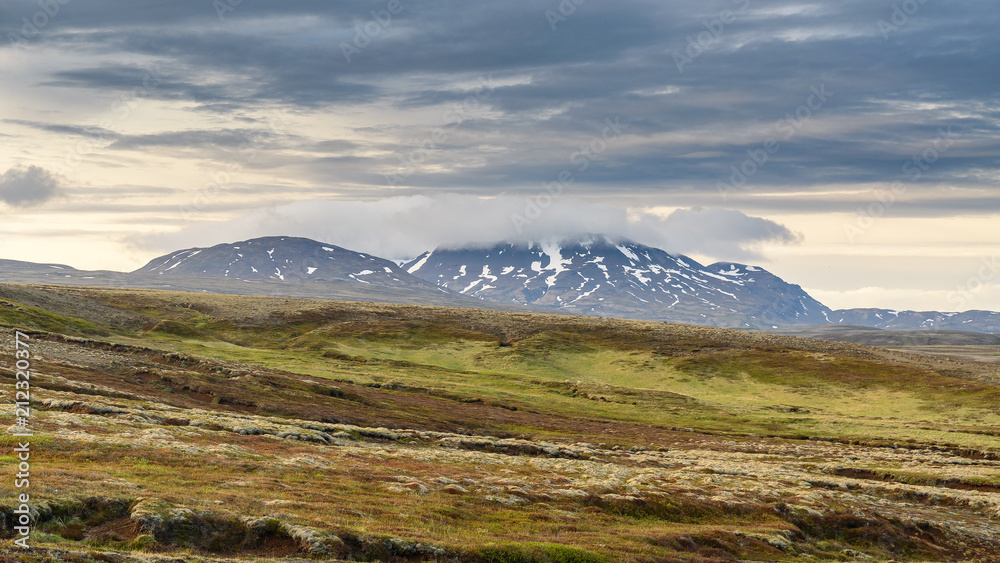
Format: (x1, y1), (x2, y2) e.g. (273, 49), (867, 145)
(133, 236), (437, 291)
(4, 235), (999, 333)
(403, 237), (831, 328)
(828, 308), (1000, 333)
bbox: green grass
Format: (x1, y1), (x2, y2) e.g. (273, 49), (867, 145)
(110, 319), (1000, 450)
(0, 299), (106, 336)
(0, 435), (55, 447)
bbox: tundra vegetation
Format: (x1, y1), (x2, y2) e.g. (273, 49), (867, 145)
(0, 283), (999, 562)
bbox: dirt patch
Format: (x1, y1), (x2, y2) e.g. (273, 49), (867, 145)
(236, 534), (301, 558)
(85, 517), (142, 543)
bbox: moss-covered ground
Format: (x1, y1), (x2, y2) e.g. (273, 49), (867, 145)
(0, 284), (998, 561)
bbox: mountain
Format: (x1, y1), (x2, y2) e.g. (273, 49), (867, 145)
(3, 235), (1000, 333)
(0, 258), (79, 276)
(403, 237), (831, 328)
(827, 308), (1000, 333)
(127, 236), (476, 305)
(135, 236), (416, 287)
(0, 238), (470, 308)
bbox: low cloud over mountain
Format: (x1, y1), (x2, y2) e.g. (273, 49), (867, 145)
(138, 195), (802, 263)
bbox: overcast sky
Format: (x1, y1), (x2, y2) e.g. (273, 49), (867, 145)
(1, 0), (998, 311)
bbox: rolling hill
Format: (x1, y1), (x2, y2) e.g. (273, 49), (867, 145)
(1, 284), (1000, 561)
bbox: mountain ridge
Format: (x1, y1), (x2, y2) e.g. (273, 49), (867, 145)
(827, 307), (1000, 333)
(1, 235), (997, 333)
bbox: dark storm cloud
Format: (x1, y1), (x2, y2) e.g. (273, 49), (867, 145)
(4, 0), (999, 208)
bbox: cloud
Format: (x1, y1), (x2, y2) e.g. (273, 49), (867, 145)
(0, 166), (62, 207)
(809, 285), (1000, 313)
(3, 119), (121, 139)
(651, 207), (803, 261)
(135, 195), (800, 264)
(1, 0), (996, 210)
(108, 129), (284, 150)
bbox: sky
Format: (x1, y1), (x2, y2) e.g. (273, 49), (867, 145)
(1, 0), (998, 312)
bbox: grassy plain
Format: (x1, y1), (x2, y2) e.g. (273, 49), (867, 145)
(0, 284), (999, 562)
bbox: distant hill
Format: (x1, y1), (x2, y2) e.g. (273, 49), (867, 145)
(827, 308), (1000, 333)
(0, 258), (79, 275)
(0, 258), (130, 286)
(771, 324), (1000, 346)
